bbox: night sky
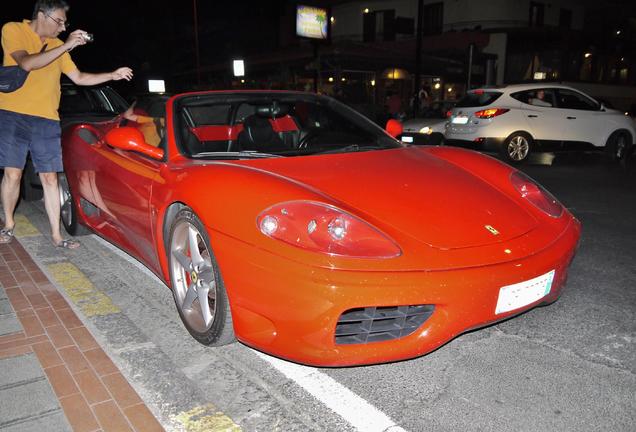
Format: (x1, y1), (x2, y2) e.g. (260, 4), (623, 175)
(0, 0), (290, 94)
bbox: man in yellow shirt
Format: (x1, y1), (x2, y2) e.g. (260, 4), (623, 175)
(0, 0), (133, 247)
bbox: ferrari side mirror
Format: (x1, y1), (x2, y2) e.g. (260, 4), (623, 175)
(105, 126), (164, 160)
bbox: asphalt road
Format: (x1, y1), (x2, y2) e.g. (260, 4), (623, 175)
(10, 150), (636, 432)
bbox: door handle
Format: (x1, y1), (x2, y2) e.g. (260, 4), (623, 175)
(567, 116), (577, 119)
(527, 115), (538, 118)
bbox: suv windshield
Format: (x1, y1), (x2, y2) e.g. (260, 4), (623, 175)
(456, 91), (503, 108)
(175, 93), (402, 158)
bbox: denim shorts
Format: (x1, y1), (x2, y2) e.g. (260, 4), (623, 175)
(0, 109), (63, 173)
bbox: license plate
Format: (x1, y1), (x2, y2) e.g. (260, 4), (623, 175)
(452, 116), (469, 124)
(495, 270), (555, 314)
(401, 135), (414, 143)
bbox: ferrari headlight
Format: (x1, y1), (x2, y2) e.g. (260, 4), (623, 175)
(257, 201), (401, 258)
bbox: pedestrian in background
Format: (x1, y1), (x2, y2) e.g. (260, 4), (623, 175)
(0, 0), (132, 247)
(418, 84), (432, 115)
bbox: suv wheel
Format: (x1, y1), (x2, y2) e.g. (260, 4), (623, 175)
(605, 130), (631, 162)
(500, 132), (533, 164)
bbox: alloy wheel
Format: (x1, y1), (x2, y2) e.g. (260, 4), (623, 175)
(170, 220), (217, 333)
(614, 134), (626, 159)
(508, 135), (530, 161)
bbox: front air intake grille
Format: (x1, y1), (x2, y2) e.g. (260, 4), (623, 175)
(335, 305), (435, 345)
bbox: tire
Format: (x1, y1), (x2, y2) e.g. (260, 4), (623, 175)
(500, 132), (533, 164)
(58, 173), (90, 236)
(605, 130), (631, 162)
(430, 132), (445, 146)
(21, 159), (44, 201)
(168, 207), (235, 346)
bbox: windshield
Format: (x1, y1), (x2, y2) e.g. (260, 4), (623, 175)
(174, 92), (402, 159)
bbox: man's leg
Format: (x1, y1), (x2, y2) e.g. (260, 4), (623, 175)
(39, 171), (65, 246)
(1, 167), (23, 231)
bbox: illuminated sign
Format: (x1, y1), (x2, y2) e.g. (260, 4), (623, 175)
(233, 60), (245, 77)
(148, 79), (165, 93)
(296, 5), (328, 40)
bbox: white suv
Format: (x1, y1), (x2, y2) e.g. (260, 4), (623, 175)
(445, 83), (635, 164)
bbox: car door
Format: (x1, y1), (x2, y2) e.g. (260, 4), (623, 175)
(91, 141), (163, 269)
(511, 89), (564, 149)
(555, 88), (604, 146)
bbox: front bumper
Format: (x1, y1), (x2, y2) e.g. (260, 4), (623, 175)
(211, 218), (580, 366)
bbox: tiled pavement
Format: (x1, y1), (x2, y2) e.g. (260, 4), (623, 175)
(0, 237), (164, 432)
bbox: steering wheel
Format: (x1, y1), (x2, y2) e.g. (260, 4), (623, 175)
(298, 130), (320, 149)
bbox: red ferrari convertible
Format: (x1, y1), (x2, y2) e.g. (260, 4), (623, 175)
(59, 91), (580, 366)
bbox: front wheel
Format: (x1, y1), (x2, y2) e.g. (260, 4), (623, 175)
(500, 132), (533, 164)
(58, 173), (90, 236)
(168, 207), (235, 346)
(605, 130), (631, 162)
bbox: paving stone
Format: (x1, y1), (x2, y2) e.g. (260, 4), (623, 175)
(2, 411), (71, 432)
(0, 377), (60, 427)
(0, 353), (43, 388)
(0, 298), (15, 315)
(0, 313), (22, 337)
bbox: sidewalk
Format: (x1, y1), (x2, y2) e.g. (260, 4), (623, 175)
(0, 235), (164, 432)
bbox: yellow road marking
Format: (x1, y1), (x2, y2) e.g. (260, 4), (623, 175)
(47, 262), (120, 316)
(13, 214), (40, 238)
(174, 404), (241, 432)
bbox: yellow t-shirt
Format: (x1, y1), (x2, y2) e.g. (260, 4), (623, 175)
(0, 20), (77, 120)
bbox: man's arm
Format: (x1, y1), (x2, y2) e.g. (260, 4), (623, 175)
(65, 67), (133, 86)
(10, 30), (87, 71)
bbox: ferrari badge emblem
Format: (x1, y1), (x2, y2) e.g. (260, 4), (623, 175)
(485, 225), (500, 236)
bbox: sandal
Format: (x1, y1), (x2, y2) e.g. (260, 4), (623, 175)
(0, 227), (14, 244)
(55, 239), (80, 249)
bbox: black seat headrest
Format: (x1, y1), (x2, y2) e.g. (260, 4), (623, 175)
(255, 102), (289, 118)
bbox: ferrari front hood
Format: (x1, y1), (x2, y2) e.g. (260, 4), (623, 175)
(244, 147), (538, 250)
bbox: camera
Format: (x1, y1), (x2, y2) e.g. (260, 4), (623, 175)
(82, 33), (94, 42)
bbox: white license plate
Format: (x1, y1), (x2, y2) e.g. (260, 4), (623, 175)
(495, 270), (555, 314)
(452, 116), (469, 124)
(401, 135), (414, 143)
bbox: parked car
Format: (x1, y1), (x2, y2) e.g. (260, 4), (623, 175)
(401, 100), (456, 146)
(58, 90), (580, 366)
(21, 80), (129, 200)
(445, 83), (636, 164)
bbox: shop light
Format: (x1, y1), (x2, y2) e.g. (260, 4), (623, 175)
(584, 52), (592, 58)
(233, 59), (245, 77)
(434, 83), (441, 90)
(328, 77), (334, 82)
(363, 8), (370, 14)
(330, 17), (335, 23)
(371, 79), (376, 86)
(341, 77), (346, 82)
(148, 79), (165, 93)
(447, 87), (453, 92)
